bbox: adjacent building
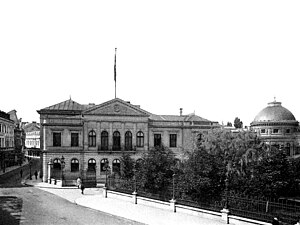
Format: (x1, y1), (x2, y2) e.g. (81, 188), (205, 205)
(37, 98), (219, 186)
(250, 100), (300, 156)
(23, 121), (41, 158)
(0, 110), (17, 172)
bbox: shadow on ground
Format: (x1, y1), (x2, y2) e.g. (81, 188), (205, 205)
(0, 196), (23, 225)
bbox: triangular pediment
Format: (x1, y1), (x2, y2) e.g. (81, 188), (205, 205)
(83, 98), (151, 117)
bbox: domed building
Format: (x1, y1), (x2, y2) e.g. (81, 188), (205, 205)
(251, 100), (300, 156)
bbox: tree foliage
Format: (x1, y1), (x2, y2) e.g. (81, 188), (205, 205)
(234, 117), (243, 128)
(120, 153), (135, 179)
(136, 146), (177, 193)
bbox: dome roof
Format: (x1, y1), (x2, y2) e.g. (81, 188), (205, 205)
(253, 101), (296, 122)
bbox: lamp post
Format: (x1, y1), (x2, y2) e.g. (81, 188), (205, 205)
(172, 172), (176, 200)
(224, 176), (229, 209)
(61, 155), (65, 184)
(29, 160), (32, 180)
(104, 163), (110, 188)
(133, 167), (137, 193)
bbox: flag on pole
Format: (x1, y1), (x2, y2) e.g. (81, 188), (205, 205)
(114, 48), (117, 82)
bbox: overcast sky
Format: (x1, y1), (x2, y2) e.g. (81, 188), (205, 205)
(1, 1), (299, 126)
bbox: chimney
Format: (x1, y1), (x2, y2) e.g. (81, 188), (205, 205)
(180, 108), (183, 116)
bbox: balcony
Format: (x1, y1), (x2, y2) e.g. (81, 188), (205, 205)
(97, 145), (137, 154)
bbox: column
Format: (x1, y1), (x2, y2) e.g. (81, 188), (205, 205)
(42, 153), (48, 182)
(109, 123), (113, 149)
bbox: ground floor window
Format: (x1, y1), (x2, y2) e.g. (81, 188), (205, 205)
(71, 158), (79, 172)
(88, 158), (96, 171)
(112, 159), (121, 174)
(100, 158), (109, 172)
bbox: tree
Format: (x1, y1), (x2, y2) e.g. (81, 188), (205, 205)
(198, 129), (264, 195)
(136, 145), (176, 194)
(245, 146), (293, 198)
(177, 148), (224, 202)
(234, 117), (243, 128)
(226, 122), (232, 127)
(120, 153), (135, 179)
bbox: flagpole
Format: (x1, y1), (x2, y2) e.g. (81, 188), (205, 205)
(114, 48), (117, 98)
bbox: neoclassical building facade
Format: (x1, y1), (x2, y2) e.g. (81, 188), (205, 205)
(250, 100), (300, 156)
(38, 98), (219, 186)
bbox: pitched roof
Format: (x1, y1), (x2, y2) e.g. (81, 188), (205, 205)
(149, 113), (210, 122)
(40, 99), (85, 111)
(24, 122), (40, 132)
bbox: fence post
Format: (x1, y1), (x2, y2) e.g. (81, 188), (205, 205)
(170, 199), (176, 213)
(221, 208), (229, 224)
(132, 191), (137, 204)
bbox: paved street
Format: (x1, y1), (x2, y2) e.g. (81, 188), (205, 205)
(0, 162), (144, 225)
(0, 186), (143, 225)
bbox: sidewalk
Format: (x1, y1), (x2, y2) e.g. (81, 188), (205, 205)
(0, 161), (28, 176)
(25, 178), (225, 225)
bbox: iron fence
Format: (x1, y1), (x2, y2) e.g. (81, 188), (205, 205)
(107, 178), (300, 225)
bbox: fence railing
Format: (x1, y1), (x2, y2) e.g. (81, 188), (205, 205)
(107, 177), (300, 225)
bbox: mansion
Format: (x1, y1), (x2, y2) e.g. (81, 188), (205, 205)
(38, 98), (219, 186)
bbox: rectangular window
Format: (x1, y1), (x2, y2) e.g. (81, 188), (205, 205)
(261, 129), (266, 134)
(53, 132), (61, 146)
(169, 134), (177, 148)
(71, 133), (79, 147)
(154, 134), (161, 147)
(273, 129), (279, 134)
(286, 129), (290, 134)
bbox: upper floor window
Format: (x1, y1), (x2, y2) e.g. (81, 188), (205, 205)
(273, 129), (279, 134)
(53, 132), (61, 146)
(260, 129), (266, 134)
(88, 130), (96, 147)
(71, 133), (79, 147)
(125, 131), (132, 150)
(113, 131), (121, 151)
(71, 158), (79, 172)
(154, 134), (161, 147)
(169, 134), (177, 148)
(286, 129), (290, 134)
(136, 131), (144, 147)
(101, 131), (109, 150)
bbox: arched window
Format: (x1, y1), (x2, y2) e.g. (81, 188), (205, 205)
(88, 158), (96, 171)
(88, 130), (96, 147)
(113, 131), (121, 151)
(71, 158), (79, 172)
(136, 131), (144, 147)
(100, 158), (109, 172)
(112, 159), (121, 173)
(125, 131), (132, 150)
(101, 131), (109, 150)
(53, 158), (61, 170)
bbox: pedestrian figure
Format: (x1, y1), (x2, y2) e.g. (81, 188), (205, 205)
(34, 170), (38, 180)
(76, 177), (82, 189)
(20, 169), (23, 178)
(80, 184), (85, 194)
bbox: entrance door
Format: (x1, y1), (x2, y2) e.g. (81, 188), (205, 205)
(52, 158), (61, 179)
(85, 159), (96, 187)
